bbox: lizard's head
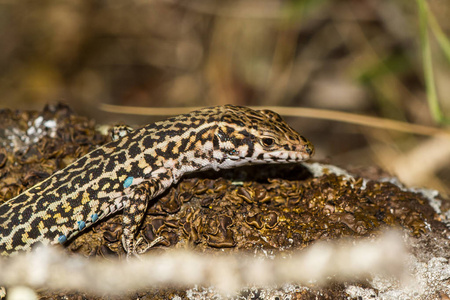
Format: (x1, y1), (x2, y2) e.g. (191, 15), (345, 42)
(211, 105), (314, 169)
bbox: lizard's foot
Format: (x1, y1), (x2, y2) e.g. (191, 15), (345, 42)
(123, 236), (166, 260)
(110, 124), (134, 141)
(136, 236), (166, 254)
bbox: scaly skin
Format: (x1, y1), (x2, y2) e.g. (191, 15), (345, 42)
(0, 105), (314, 256)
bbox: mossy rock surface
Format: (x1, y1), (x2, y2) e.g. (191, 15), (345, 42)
(1, 105), (449, 299)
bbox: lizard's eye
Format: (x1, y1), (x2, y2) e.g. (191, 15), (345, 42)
(260, 137), (276, 148)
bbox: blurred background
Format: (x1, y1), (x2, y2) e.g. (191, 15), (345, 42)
(0, 0), (449, 195)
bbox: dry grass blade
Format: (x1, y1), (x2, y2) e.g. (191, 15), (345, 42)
(100, 103), (450, 138)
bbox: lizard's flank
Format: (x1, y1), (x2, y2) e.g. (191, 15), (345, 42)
(0, 105), (314, 256)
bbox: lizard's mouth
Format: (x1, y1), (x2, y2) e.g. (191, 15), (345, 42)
(258, 140), (314, 163)
(258, 149), (313, 162)
(225, 148), (313, 165)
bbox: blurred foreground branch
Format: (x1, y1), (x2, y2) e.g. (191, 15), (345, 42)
(0, 231), (406, 296)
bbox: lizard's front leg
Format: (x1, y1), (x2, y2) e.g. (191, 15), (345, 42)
(121, 175), (170, 257)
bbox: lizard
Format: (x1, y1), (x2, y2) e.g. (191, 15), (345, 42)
(0, 105), (314, 257)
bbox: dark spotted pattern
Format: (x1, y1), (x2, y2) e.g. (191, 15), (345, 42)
(0, 105), (314, 256)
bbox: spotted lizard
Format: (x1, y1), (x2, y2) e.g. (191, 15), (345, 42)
(0, 105), (314, 257)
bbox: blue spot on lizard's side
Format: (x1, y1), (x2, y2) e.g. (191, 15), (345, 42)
(91, 213), (98, 222)
(123, 176), (134, 188)
(77, 220), (86, 230)
(58, 235), (67, 244)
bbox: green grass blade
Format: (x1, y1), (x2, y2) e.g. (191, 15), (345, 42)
(417, 0), (445, 123)
(427, 6), (450, 65)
